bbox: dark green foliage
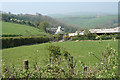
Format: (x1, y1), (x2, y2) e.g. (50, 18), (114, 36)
(53, 34), (63, 41)
(46, 45), (77, 78)
(72, 34), (97, 41)
(47, 45), (61, 58)
(71, 33), (119, 41)
(2, 36), (53, 49)
(2, 34), (22, 37)
(2, 12), (78, 33)
(38, 21), (49, 32)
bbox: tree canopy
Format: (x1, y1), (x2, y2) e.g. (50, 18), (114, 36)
(39, 21), (49, 32)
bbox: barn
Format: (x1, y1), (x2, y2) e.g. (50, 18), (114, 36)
(89, 27), (120, 35)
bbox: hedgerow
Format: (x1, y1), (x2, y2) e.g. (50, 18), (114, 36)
(2, 36), (53, 49)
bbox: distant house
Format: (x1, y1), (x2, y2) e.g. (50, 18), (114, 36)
(49, 26), (64, 34)
(69, 31), (81, 37)
(68, 32), (78, 37)
(55, 26), (64, 34)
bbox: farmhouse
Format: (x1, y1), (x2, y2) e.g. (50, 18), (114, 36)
(49, 26), (64, 34)
(55, 26), (64, 34)
(68, 31), (78, 37)
(68, 31), (84, 37)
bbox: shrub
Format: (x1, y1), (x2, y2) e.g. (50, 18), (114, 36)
(63, 36), (71, 41)
(2, 45), (118, 78)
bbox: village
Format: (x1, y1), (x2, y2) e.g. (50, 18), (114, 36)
(53, 26), (120, 36)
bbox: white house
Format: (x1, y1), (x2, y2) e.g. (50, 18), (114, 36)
(68, 32), (78, 37)
(55, 26), (64, 34)
(68, 31), (81, 37)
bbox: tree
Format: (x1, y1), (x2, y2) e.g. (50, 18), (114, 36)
(83, 28), (91, 36)
(38, 21), (49, 32)
(34, 20), (39, 28)
(25, 21), (31, 26)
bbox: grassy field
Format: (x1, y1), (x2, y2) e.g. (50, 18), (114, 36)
(2, 22), (48, 36)
(2, 40), (118, 69)
(57, 15), (117, 29)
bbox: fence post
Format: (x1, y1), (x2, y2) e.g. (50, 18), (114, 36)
(83, 65), (87, 77)
(23, 60), (29, 70)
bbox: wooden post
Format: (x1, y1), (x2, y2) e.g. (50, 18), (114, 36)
(83, 65), (87, 77)
(83, 65), (87, 71)
(23, 60), (29, 70)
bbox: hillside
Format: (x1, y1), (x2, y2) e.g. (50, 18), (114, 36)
(2, 40), (118, 68)
(52, 14), (118, 29)
(2, 22), (49, 36)
(2, 13), (78, 33)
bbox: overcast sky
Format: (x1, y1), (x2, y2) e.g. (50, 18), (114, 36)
(1, 0), (120, 2)
(1, 2), (118, 15)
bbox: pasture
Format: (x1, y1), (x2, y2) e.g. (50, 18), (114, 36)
(2, 40), (118, 70)
(2, 22), (48, 36)
(57, 15), (117, 29)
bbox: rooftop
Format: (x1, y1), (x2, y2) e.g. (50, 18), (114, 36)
(89, 27), (120, 33)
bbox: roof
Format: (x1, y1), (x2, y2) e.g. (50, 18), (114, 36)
(89, 27), (120, 33)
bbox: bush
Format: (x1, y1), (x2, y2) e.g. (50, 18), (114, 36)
(2, 45), (118, 78)
(63, 36), (71, 41)
(71, 34), (97, 41)
(53, 34), (63, 41)
(2, 36), (53, 49)
(71, 34), (120, 41)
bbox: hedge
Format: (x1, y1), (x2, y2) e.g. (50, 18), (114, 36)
(71, 34), (120, 41)
(71, 35), (97, 41)
(2, 34), (22, 37)
(2, 36), (53, 49)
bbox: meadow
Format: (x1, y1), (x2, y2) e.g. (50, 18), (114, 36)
(2, 22), (48, 36)
(2, 40), (118, 70)
(57, 15), (117, 29)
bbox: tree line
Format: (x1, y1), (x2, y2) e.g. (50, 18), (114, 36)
(2, 12), (78, 33)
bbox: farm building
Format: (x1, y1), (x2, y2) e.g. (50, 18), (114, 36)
(68, 27), (120, 37)
(89, 27), (120, 35)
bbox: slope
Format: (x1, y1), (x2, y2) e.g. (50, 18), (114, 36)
(2, 22), (48, 36)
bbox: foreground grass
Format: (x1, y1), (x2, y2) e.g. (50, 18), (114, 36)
(2, 40), (118, 70)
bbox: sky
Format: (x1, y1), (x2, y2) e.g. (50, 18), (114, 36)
(1, 2), (118, 15)
(1, 0), (120, 2)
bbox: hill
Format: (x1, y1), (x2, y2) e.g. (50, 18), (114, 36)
(2, 40), (118, 68)
(2, 22), (49, 36)
(2, 12), (78, 33)
(50, 13), (117, 29)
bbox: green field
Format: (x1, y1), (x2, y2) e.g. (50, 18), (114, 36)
(57, 15), (117, 29)
(2, 22), (48, 36)
(2, 40), (118, 69)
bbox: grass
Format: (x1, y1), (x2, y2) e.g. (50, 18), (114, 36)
(57, 15), (117, 29)
(2, 22), (48, 36)
(2, 40), (118, 70)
